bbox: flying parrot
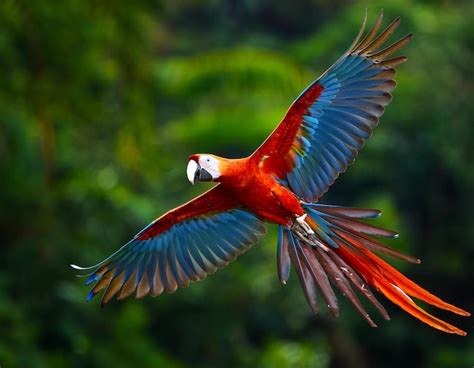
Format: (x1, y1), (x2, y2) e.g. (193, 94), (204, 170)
(73, 11), (470, 335)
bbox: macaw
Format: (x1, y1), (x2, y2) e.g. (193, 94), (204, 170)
(73, 11), (470, 335)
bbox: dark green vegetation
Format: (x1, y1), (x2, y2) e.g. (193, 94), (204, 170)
(1, 1), (473, 367)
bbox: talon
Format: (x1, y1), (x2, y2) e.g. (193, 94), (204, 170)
(296, 214), (314, 234)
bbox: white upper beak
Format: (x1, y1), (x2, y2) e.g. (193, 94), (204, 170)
(186, 160), (199, 185)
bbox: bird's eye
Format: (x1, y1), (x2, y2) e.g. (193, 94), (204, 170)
(207, 158), (210, 162)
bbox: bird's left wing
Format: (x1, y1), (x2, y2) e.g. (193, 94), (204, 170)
(252, 11), (411, 202)
(73, 185), (266, 306)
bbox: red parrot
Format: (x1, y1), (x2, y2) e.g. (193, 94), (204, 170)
(73, 11), (470, 335)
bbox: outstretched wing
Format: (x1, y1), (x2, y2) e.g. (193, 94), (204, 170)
(252, 11), (411, 202)
(73, 185), (266, 306)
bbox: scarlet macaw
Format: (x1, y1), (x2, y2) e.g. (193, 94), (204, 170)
(73, 11), (470, 335)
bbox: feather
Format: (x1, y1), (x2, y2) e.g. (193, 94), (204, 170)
(118, 271), (138, 300)
(299, 245), (339, 318)
(101, 272), (124, 306)
(288, 235), (319, 314)
(379, 56), (407, 69)
(378, 282), (467, 336)
(136, 271), (151, 298)
(277, 227), (292, 284)
(328, 216), (399, 238)
(354, 10), (384, 52)
(326, 246), (390, 321)
(369, 34), (413, 60)
(151, 264), (165, 297)
(316, 247), (378, 326)
(346, 9), (368, 54)
(312, 204), (382, 219)
(360, 246), (470, 316)
(360, 17), (401, 55)
(344, 229), (420, 264)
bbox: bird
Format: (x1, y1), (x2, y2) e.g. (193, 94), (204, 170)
(72, 11), (470, 335)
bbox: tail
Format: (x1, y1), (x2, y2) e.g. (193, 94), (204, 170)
(278, 203), (470, 336)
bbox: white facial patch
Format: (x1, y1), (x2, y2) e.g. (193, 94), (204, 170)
(198, 155), (221, 179)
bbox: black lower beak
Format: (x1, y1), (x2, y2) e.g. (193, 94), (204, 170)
(197, 168), (213, 182)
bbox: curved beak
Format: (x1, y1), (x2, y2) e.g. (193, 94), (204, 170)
(187, 160), (213, 185)
(187, 160), (199, 185)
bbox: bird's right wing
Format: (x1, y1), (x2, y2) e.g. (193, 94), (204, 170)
(72, 185), (266, 306)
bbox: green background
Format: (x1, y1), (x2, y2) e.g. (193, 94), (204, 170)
(1, 0), (473, 367)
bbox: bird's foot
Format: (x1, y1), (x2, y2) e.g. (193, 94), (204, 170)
(296, 214), (314, 234)
(291, 215), (329, 252)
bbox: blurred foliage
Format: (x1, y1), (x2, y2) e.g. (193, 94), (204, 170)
(1, 0), (473, 367)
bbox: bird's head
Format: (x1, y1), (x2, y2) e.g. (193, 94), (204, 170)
(186, 154), (223, 185)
